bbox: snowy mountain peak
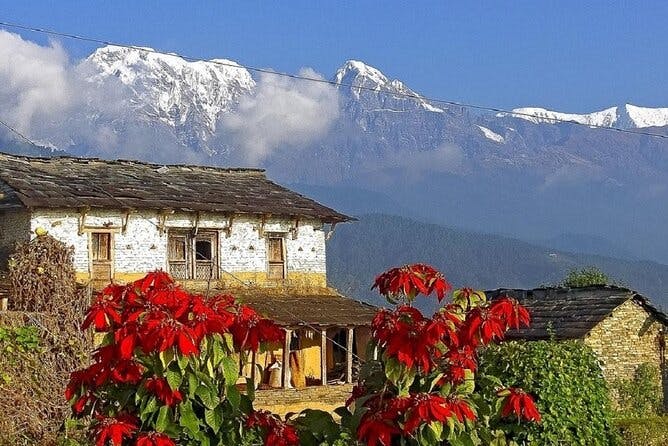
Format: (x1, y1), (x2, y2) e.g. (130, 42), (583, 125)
(504, 104), (668, 129)
(86, 45), (255, 149)
(334, 60), (442, 113)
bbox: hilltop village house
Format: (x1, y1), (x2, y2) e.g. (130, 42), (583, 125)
(488, 286), (668, 407)
(0, 152), (377, 413)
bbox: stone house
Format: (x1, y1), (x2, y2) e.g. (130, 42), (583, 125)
(0, 152), (377, 413)
(487, 285), (667, 407)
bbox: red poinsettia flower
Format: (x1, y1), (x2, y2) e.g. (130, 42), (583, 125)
(357, 408), (402, 446)
(499, 387), (541, 422)
(403, 393), (457, 434)
(372, 264), (452, 301)
(462, 307), (506, 346)
(135, 432), (176, 446)
(245, 411), (299, 446)
(373, 306), (437, 372)
(231, 305), (284, 352)
(440, 345), (478, 384)
(346, 384), (367, 407)
(71, 390), (97, 415)
(144, 376), (183, 407)
(132, 270), (174, 294)
(82, 296), (122, 332)
(446, 396), (477, 423)
(188, 296), (235, 342)
(93, 413), (138, 446)
(489, 297), (531, 330)
(139, 311), (199, 356)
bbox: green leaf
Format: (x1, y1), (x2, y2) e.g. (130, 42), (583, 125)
(221, 356), (239, 385)
(155, 405), (170, 432)
(178, 400), (200, 436)
(160, 348), (175, 369)
(177, 352), (190, 370)
(204, 405), (224, 434)
(166, 367), (182, 391)
(226, 384), (241, 410)
(196, 384), (219, 409)
(187, 372), (199, 398)
(211, 336), (225, 368)
(223, 332), (234, 352)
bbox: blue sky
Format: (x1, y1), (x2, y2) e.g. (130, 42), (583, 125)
(2, 0), (668, 112)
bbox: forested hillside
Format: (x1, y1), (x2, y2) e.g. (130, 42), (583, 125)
(326, 214), (668, 311)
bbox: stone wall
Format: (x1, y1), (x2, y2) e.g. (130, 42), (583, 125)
(27, 209), (327, 286)
(254, 384), (353, 416)
(584, 299), (666, 404)
(0, 209), (30, 269)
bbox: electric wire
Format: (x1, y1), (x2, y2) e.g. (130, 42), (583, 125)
(0, 19), (667, 140)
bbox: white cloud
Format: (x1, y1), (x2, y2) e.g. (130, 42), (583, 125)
(0, 31), (74, 135)
(220, 68), (339, 164)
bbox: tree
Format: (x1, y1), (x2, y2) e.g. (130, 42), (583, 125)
(560, 266), (610, 287)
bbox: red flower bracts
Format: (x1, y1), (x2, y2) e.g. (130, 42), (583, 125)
(230, 305), (285, 352)
(144, 376), (183, 407)
(246, 410), (300, 446)
(403, 393), (476, 433)
(93, 414), (138, 446)
(372, 263), (452, 302)
(67, 271), (288, 444)
(499, 388), (542, 422)
(350, 264), (539, 446)
(135, 432), (176, 446)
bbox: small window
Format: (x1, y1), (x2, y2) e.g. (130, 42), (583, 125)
(267, 236), (285, 280)
(167, 230), (218, 280)
(195, 239), (212, 261)
(168, 236), (187, 261)
(91, 232), (111, 261)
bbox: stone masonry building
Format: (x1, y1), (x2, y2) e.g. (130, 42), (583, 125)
(488, 285), (668, 408)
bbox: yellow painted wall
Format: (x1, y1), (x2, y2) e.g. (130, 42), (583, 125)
(78, 270), (327, 289)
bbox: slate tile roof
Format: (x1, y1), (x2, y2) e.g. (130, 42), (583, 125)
(0, 152), (351, 223)
(218, 287), (378, 327)
(487, 285), (668, 340)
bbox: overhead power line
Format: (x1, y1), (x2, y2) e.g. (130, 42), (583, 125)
(1, 19), (667, 140)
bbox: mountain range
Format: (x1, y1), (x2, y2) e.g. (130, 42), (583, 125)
(2, 45), (668, 272)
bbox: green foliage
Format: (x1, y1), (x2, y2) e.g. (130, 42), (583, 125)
(0, 325), (41, 355)
(480, 340), (619, 445)
(612, 363), (664, 418)
(614, 417), (668, 446)
(560, 266), (610, 287)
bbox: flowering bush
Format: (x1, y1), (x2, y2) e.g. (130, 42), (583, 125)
(67, 266), (543, 446)
(335, 263), (541, 446)
(65, 271), (289, 446)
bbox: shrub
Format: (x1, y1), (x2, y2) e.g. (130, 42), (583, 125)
(0, 233), (90, 446)
(66, 271), (289, 446)
(480, 339), (619, 445)
(612, 363), (663, 418)
(615, 417), (668, 446)
(332, 264), (542, 445)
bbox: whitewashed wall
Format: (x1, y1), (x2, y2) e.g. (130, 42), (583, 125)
(28, 209), (327, 277)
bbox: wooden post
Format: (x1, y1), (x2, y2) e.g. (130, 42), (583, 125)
(0, 297), (7, 311)
(250, 350), (257, 386)
(321, 328), (328, 386)
(346, 326), (354, 383)
(282, 328), (292, 388)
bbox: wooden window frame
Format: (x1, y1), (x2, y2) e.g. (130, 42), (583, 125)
(266, 233), (287, 280)
(88, 230), (115, 281)
(167, 229), (219, 280)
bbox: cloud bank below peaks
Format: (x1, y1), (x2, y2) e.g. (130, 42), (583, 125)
(219, 68), (340, 164)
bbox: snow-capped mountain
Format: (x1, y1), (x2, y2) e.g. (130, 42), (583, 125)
(505, 104), (668, 129)
(7, 46), (668, 264)
(334, 60), (443, 113)
(87, 45), (255, 153)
